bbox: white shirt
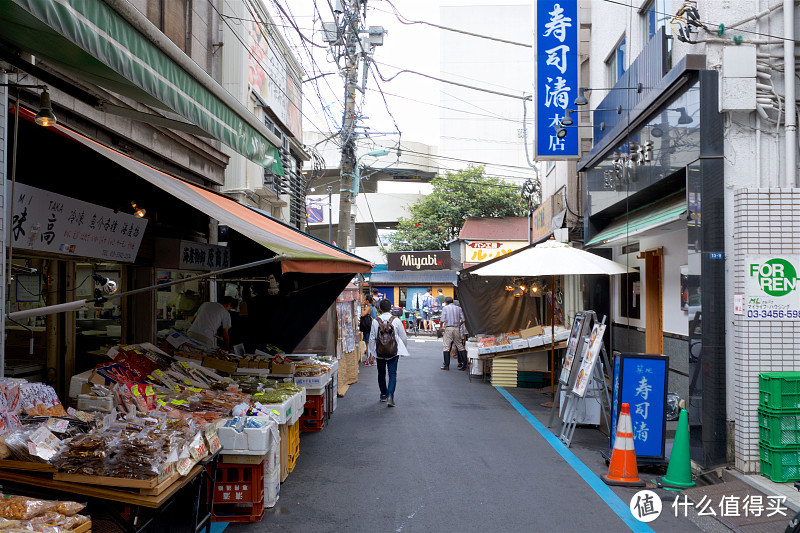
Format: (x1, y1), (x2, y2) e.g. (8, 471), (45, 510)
(188, 302), (231, 344)
(368, 312), (409, 358)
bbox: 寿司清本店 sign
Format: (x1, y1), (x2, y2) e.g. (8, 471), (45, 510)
(744, 255), (800, 320)
(387, 251), (450, 271)
(8, 183), (147, 262)
(535, 0), (579, 159)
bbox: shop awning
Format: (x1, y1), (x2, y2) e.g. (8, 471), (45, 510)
(586, 197), (687, 247)
(0, 0), (283, 174)
(25, 109), (372, 275)
(369, 270), (458, 285)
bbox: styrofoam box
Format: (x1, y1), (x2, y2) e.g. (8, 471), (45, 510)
(77, 394), (114, 413)
(478, 345), (497, 355)
(495, 344), (514, 353)
(289, 389), (306, 425)
(511, 339), (529, 350)
(68, 369), (93, 399)
(218, 417), (277, 454)
(264, 465), (280, 508)
(256, 397), (293, 425)
(294, 371), (331, 389)
(528, 336), (544, 348)
(554, 330), (570, 342)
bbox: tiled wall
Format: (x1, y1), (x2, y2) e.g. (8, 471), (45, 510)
(733, 188), (800, 473)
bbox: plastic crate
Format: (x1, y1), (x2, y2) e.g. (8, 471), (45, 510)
(301, 394), (325, 422)
(209, 461), (265, 505)
(300, 416), (325, 432)
(212, 501), (265, 523)
(288, 420), (300, 458)
(758, 408), (800, 447)
(759, 442), (800, 482)
(759, 372), (800, 410)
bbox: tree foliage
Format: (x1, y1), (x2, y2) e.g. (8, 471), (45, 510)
(387, 166), (529, 252)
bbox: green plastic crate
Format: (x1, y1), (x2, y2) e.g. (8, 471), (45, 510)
(759, 408), (800, 447)
(759, 372), (800, 410)
(759, 442), (800, 482)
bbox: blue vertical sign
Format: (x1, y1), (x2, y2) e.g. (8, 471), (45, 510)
(535, 1), (579, 159)
(610, 354), (668, 463)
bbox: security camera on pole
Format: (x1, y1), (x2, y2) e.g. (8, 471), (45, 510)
(322, 0), (385, 252)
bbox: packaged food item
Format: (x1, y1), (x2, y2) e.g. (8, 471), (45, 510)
(19, 384), (66, 417)
(0, 497), (57, 520)
(52, 502), (84, 517)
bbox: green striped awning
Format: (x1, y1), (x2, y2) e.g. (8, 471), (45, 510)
(586, 197), (687, 247)
(0, 0), (283, 175)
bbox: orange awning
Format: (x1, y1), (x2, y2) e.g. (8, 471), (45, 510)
(17, 107), (372, 274)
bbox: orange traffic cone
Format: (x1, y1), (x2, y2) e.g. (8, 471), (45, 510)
(602, 403), (645, 487)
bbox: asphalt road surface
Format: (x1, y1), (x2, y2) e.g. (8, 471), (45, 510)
(230, 336), (717, 533)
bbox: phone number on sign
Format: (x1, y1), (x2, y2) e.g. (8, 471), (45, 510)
(746, 309), (800, 319)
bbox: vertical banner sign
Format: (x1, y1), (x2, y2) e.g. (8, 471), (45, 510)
(572, 323), (606, 397)
(744, 255), (800, 320)
(610, 354), (668, 462)
(535, 0), (579, 159)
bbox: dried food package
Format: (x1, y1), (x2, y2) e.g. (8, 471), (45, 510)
(52, 502), (84, 517)
(19, 384), (66, 417)
(52, 434), (109, 476)
(0, 497), (57, 520)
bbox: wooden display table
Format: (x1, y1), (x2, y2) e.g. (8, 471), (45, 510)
(469, 341), (568, 391)
(0, 460), (215, 533)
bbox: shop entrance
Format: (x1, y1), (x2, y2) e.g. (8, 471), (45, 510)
(639, 247), (663, 353)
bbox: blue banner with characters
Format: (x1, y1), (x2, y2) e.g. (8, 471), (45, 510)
(610, 353), (668, 462)
(535, 0), (579, 158)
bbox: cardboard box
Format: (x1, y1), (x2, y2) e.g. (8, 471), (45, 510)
(202, 357), (238, 374)
(520, 326), (544, 338)
(271, 362), (296, 375)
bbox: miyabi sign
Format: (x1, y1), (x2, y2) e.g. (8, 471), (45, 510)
(387, 251), (450, 271)
(745, 255), (800, 320)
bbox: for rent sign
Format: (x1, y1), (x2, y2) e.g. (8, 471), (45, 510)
(745, 255), (800, 320)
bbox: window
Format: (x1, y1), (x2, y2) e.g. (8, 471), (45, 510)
(619, 268), (641, 319)
(146, 0), (190, 53)
(606, 38), (626, 86)
(642, 0), (670, 48)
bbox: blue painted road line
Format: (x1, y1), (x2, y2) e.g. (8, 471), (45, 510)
(496, 387), (654, 533)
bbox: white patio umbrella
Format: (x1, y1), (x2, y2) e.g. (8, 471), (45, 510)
(469, 239), (632, 395)
(469, 239), (632, 277)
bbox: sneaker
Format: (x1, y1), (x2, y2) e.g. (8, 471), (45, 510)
(380, 395), (388, 402)
(387, 396), (395, 407)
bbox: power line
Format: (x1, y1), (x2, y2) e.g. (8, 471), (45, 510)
(372, 60), (531, 101)
(377, 0), (532, 48)
(364, 87), (524, 123)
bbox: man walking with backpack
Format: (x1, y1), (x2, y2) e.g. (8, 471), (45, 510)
(368, 299), (408, 407)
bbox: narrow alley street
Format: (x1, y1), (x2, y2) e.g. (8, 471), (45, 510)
(231, 337), (714, 533)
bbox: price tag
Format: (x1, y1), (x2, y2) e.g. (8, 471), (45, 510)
(155, 369), (165, 377)
(145, 386), (155, 396)
(132, 387), (141, 396)
(170, 399), (187, 406)
(45, 418), (69, 433)
(188, 387), (202, 393)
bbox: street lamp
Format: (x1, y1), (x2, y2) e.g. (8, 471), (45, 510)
(353, 149), (390, 194)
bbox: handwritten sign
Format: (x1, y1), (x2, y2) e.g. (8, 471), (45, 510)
(9, 183), (147, 262)
(536, 0), (579, 159)
(571, 323), (606, 397)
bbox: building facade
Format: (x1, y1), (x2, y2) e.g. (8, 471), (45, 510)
(543, 0), (800, 472)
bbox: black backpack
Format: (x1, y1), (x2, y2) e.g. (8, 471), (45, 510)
(375, 317), (398, 358)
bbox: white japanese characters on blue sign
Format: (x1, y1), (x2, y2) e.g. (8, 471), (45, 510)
(536, 1), (579, 158)
(611, 354), (667, 459)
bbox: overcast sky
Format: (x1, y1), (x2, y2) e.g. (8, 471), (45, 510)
(270, 0), (530, 148)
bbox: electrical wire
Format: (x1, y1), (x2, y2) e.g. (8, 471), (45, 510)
(363, 87), (526, 123)
(371, 60), (532, 101)
(602, 0), (800, 44)
(378, 0), (532, 48)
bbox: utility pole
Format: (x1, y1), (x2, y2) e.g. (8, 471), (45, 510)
(336, 0), (360, 252)
(327, 185), (333, 244)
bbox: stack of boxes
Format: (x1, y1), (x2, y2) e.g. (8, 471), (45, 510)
(758, 372), (800, 482)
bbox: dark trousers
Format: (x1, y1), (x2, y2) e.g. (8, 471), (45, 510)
(377, 356), (398, 397)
